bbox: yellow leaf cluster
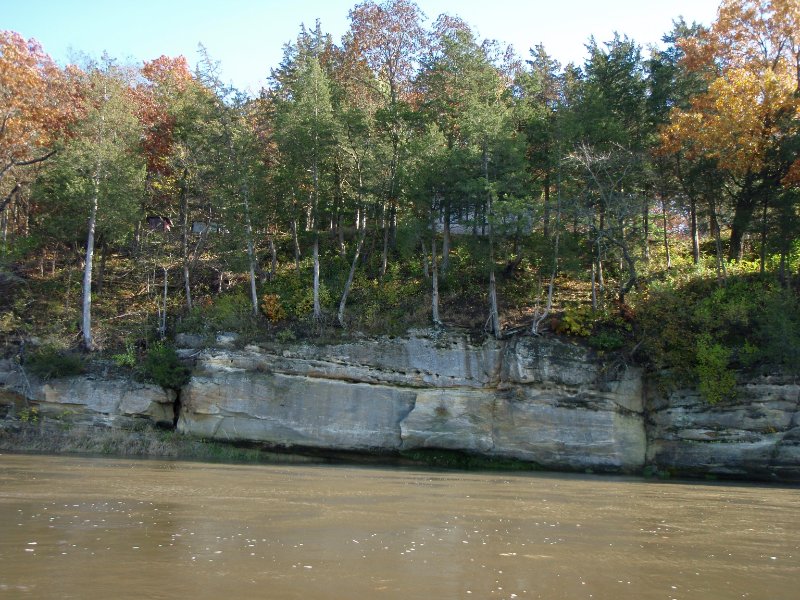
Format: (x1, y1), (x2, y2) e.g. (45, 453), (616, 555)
(661, 0), (800, 180)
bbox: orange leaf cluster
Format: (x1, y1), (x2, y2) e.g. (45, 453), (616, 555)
(0, 30), (80, 179)
(662, 0), (800, 181)
(133, 55), (193, 176)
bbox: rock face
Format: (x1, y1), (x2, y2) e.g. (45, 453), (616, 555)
(647, 377), (800, 480)
(177, 331), (647, 473)
(0, 359), (175, 427)
(3, 333), (798, 480)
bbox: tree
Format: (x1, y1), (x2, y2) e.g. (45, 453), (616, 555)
(566, 34), (649, 304)
(346, 0), (426, 276)
(662, 0), (800, 263)
(516, 44), (562, 240)
(416, 22), (523, 336)
(136, 52), (220, 311)
(1, 31), (77, 222)
(648, 19), (710, 266)
(273, 51), (338, 321)
(37, 59), (144, 349)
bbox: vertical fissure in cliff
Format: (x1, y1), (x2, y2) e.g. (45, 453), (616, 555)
(171, 388), (182, 430)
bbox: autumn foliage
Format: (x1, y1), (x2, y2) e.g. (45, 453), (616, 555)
(0, 31), (79, 186)
(662, 0), (800, 180)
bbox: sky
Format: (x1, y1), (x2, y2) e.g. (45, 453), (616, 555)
(4, 0), (722, 94)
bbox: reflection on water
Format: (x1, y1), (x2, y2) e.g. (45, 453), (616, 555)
(1, 454), (798, 599)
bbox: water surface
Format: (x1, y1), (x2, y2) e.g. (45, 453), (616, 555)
(0, 454), (797, 599)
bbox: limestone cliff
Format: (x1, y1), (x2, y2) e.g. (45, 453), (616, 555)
(177, 330), (646, 473)
(0, 359), (175, 427)
(647, 376), (800, 480)
(2, 331), (798, 480)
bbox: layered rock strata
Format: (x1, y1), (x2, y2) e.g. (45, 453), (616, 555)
(2, 332), (798, 480)
(646, 376), (800, 480)
(177, 331), (646, 472)
(0, 359), (175, 427)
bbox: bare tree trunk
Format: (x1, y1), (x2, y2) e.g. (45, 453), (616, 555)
(616, 226), (638, 304)
(690, 196), (700, 265)
(441, 201), (451, 275)
(81, 176), (99, 350)
(338, 215), (366, 327)
(542, 173), (551, 240)
(242, 184), (259, 316)
(484, 140), (500, 339)
(179, 170), (192, 311)
(420, 238), (430, 279)
(312, 234), (321, 320)
(380, 202), (390, 278)
(591, 262), (597, 311)
(662, 196), (671, 270)
(595, 207), (605, 297)
(337, 211), (346, 258)
(291, 217), (301, 274)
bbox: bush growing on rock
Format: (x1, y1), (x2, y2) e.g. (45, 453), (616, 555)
(25, 345), (86, 379)
(140, 342), (190, 390)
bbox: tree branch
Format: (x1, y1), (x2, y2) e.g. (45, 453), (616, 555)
(0, 183), (21, 213)
(14, 148), (57, 168)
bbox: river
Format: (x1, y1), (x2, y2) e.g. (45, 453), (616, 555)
(0, 454), (797, 599)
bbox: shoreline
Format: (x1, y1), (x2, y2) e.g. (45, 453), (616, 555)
(4, 418), (799, 486)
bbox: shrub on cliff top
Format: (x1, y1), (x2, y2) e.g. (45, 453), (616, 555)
(25, 345), (86, 379)
(140, 342), (190, 390)
(636, 274), (800, 402)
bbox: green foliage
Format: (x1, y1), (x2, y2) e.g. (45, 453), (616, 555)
(695, 333), (736, 404)
(112, 342), (137, 368)
(177, 291), (261, 339)
(276, 328), (297, 343)
(140, 342), (190, 390)
(555, 304), (594, 337)
(349, 266), (425, 333)
(264, 270), (333, 321)
(588, 328), (626, 352)
(25, 345), (86, 379)
(294, 282), (333, 319)
(637, 274), (800, 402)
(19, 407), (40, 423)
(208, 292), (254, 330)
(753, 290), (800, 374)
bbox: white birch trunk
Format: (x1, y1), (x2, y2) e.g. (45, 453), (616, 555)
(312, 235), (321, 320)
(81, 177), (99, 350)
(337, 215), (366, 327)
(242, 184), (259, 316)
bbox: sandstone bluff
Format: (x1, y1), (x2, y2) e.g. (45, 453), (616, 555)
(2, 330), (798, 481)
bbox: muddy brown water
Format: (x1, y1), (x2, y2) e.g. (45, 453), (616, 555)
(0, 453), (798, 599)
